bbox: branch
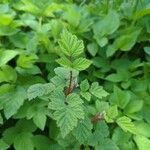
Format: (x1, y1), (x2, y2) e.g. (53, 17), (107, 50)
(91, 112), (104, 124)
(65, 71), (73, 95)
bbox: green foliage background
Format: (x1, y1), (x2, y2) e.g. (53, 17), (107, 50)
(0, 0), (150, 150)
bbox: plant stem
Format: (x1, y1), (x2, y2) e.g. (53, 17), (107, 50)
(91, 112), (104, 124)
(66, 71), (73, 96)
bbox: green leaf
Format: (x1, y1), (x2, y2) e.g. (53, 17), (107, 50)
(124, 99), (143, 114)
(0, 50), (18, 67)
(90, 82), (109, 99)
(14, 132), (34, 150)
(116, 116), (136, 134)
(105, 105), (118, 123)
(0, 113), (3, 124)
(27, 83), (55, 100)
(17, 54), (38, 69)
(33, 112), (47, 130)
(105, 73), (123, 82)
(58, 30), (84, 57)
(56, 57), (71, 68)
(32, 135), (51, 150)
(80, 79), (90, 92)
(144, 47), (150, 55)
(73, 118), (93, 143)
(95, 139), (119, 150)
(134, 135), (150, 150)
(110, 86), (130, 109)
(0, 65), (17, 83)
(93, 10), (120, 37)
(87, 42), (98, 56)
(72, 58), (92, 71)
(80, 92), (91, 101)
(95, 101), (109, 112)
(49, 92), (84, 138)
(4, 87), (27, 119)
(0, 139), (9, 150)
(113, 29), (141, 51)
(134, 121), (150, 138)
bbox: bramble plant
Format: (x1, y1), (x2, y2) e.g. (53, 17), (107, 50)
(0, 0), (150, 150)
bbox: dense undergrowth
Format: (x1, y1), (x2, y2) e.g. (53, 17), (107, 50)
(0, 0), (150, 150)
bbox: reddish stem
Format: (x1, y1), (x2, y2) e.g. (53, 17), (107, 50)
(91, 113), (104, 124)
(65, 71), (73, 95)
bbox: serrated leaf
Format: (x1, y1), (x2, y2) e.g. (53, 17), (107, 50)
(116, 116), (136, 134)
(105, 105), (118, 123)
(59, 30), (84, 57)
(90, 82), (109, 99)
(49, 92), (84, 137)
(80, 92), (91, 101)
(80, 79), (90, 92)
(4, 87), (27, 119)
(56, 57), (71, 68)
(27, 83), (55, 100)
(72, 57), (92, 71)
(73, 118), (92, 143)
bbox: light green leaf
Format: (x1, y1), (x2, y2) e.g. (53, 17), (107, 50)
(56, 57), (71, 68)
(14, 132), (34, 150)
(49, 92), (84, 138)
(124, 99), (143, 114)
(72, 58), (92, 71)
(90, 82), (109, 99)
(27, 83), (55, 100)
(134, 121), (150, 138)
(4, 87), (27, 119)
(116, 116), (136, 134)
(80, 79), (90, 92)
(80, 92), (91, 101)
(105, 105), (118, 123)
(134, 135), (150, 150)
(0, 50), (18, 67)
(0, 65), (17, 83)
(58, 30), (84, 57)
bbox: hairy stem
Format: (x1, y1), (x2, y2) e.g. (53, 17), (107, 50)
(91, 112), (104, 124)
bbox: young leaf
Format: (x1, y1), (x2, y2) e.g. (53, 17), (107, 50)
(134, 135), (150, 150)
(80, 79), (90, 92)
(0, 50), (18, 67)
(58, 30), (84, 57)
(90, 82), (109, 99)
(116, 116), (136, 134)
(72, 58), (92, 71)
